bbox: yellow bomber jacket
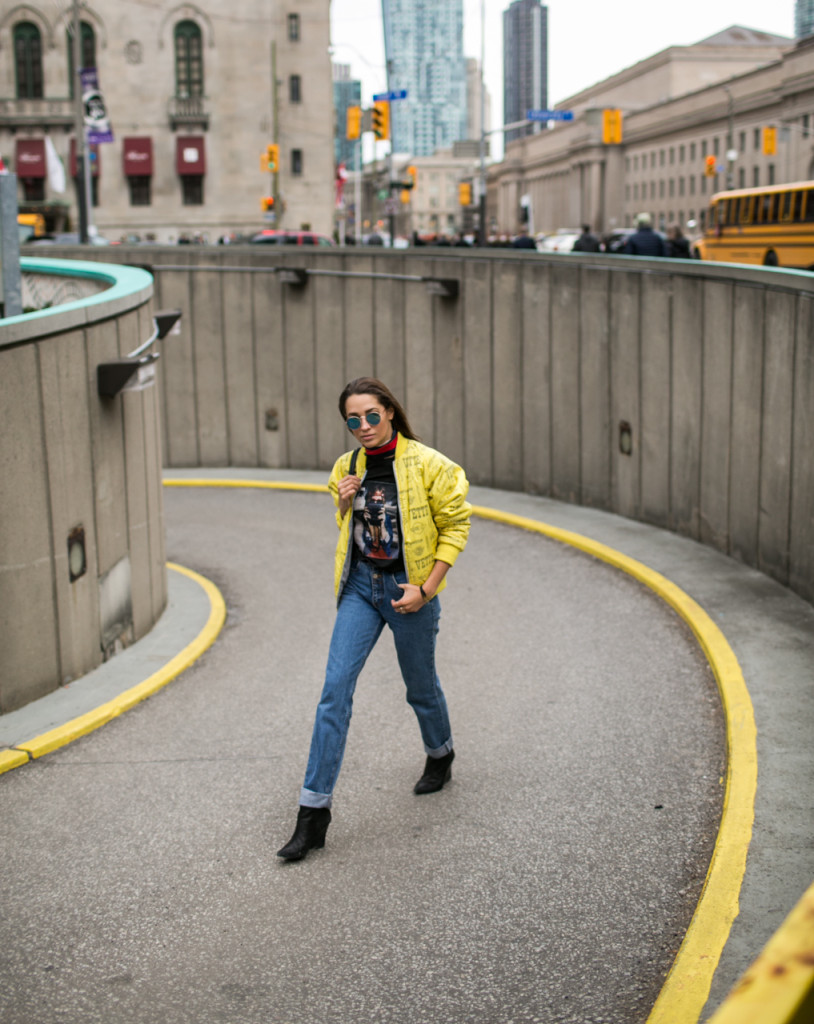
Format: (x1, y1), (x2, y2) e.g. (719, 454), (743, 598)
(329, 434), (472, 600)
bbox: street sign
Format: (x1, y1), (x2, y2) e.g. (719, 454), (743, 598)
(527, 109), (573, 122)
(373, 89), (408, 102)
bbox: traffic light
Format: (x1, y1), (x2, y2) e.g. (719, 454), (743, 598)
(705, 154), (716, 177)
(346, 105), (362, 141)
(266, 143), (279, 173)
(372, 100), (390, 140)
(763, 126), (777, 156)
(458, 182), (472, 206)
(602, 108), (623, 144)
(261, 196), (275, 211)
(406, 165), (417, 188)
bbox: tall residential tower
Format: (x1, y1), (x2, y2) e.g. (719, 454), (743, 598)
(503, 0), (548, 144)
(381, 0), (467, 156)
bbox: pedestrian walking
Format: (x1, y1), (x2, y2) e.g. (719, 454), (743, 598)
(623, 212), (666, 257)
(666, 224), (692, 259)
(277, 377), (472, 862)
(572, 224), (601, 252)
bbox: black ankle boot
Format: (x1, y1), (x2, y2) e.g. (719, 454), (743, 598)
(277, 806), (331, 861)
(414, 749), (455, 795)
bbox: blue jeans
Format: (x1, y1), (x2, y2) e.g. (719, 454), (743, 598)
(300, 562), (453, 809)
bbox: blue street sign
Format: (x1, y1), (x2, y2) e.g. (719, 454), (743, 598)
(527, 109), (574, 122)
(373, 89), (408, 102)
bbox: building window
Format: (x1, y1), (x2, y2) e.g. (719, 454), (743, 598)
(713, 137), (720, 156)
(660, 149), (665, 166)
(679, 144), (685, 163)
(22, 177), (45, 201)
(633, 183), (639, 200)
(738, 167), (745, 188)
(291, 148), (303, 175)
(701, 139), (708, 158)
(14, 22), (43, 99)
(739, 131), (746, 153)
(633, 155), (639, 171)
(181, 175), (204, 205)
(626, 184), (631, 200)
(669, 147), (675, 164)
(67, 21), (95, 97)
(651, 152), (656, 168)
(753, 167), (760, 187)
(804, 114), (810, 139)
(175, 20), (203, 98)
(288, 13), (300, 41)
(669, 179), (675, 197)
(690, 142), (696, 161)
(768, 164), (775, 185)
(679, 177), (685, 196)
(659, 180), (665, 198)
(289, 74), (301, 103)
(754, 127), (761, 150)
(701, 176), (707, 194)
(689, 176), (695, 195)
(128, 176), (151, 206)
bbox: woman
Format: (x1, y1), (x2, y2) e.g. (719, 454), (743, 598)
(278, 377), (472, 861)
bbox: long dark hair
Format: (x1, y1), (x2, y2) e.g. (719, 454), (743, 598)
(338, 377), (419, 440)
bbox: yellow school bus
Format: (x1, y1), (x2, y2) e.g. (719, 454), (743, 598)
(694, 181), (814, 269)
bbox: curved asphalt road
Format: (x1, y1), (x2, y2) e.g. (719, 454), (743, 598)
(1, 483), (728, 1024)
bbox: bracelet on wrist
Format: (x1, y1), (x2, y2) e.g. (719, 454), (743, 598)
(419, 585), (429, 602)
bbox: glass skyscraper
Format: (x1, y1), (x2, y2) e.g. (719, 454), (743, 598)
(381, 0), (468, 156)
(796, 0), (814, 38)
(333, 64), (362, 169)
(503, 0), (548, 144)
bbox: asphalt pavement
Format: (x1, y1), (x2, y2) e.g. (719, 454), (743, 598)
(1, 470), (812, 1024)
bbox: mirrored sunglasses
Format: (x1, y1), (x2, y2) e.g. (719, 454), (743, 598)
(346, 412), (382, 431)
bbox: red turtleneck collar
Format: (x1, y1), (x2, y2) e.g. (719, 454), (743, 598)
(364, 432), (398, 456)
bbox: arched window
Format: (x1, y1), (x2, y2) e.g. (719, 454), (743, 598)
(14, 22), (43, 99)
(66, 22), (96, 98)
(175, 20), (203, 98)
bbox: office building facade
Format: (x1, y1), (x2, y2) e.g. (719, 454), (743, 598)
(503, 0), (548, 143)
(0, 0), (334, 241)
(381, 0), (467, 156)
(488, 26), (795, 237)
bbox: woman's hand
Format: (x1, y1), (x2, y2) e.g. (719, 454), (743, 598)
(337, 474), (361, 517)
(392, 583), (430, 615)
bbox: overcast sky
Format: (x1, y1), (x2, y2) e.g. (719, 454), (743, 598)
(330, 0), (796, 158)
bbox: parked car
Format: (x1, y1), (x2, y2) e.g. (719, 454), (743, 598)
(536, 230), (581, 253)
(28, 231), (110, 245)
(249, 230), (333, 246)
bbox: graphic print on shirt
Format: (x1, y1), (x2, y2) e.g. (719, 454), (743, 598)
(353, 478), (400, 562)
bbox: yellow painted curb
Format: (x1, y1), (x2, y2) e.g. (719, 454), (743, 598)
(470, 505), (757, 1024)
(163, 479), (757, 1024)
(11, 563), (226, 763)
(0, 748), (30, 776)
(707, 879), (814, 1023)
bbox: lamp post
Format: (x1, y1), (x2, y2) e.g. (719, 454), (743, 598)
(72, 0), (90, 242)
(478, 0), (487, 245)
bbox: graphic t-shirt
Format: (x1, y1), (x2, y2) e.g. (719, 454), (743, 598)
(352, 451), (404, 572)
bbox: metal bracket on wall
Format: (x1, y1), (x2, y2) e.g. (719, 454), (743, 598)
(97, 353), (160, 398)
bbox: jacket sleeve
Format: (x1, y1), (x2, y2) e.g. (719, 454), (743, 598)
(328, 453), (350, 529)
(425, 453), (472, 566)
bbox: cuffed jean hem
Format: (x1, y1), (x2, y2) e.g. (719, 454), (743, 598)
(425, 737), (454, 757)
(300, 787), (333, 809)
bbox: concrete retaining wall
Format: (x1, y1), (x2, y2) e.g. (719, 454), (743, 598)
(0, 259), (164, 713)
(34, 246), (814, 610)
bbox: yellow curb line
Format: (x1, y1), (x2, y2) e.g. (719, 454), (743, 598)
(163, 478), (756, 1024)
(0, 563), (225, 772)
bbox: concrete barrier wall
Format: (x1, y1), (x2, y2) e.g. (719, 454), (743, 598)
(0, 259), (164, 713)
(39, 246), (814, 610)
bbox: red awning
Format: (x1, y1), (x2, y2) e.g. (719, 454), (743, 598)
(176, 135), (206, 175)
(69, 139), (101, 177)
(123, 137), (153, 176)
(15, 138), (46, 178)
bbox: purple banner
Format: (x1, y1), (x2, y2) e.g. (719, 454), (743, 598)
(80, 68), (114, 144)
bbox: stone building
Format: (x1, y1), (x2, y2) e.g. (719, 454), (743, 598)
(0, 0), (334, 242)
(489, 26), (803, 238)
